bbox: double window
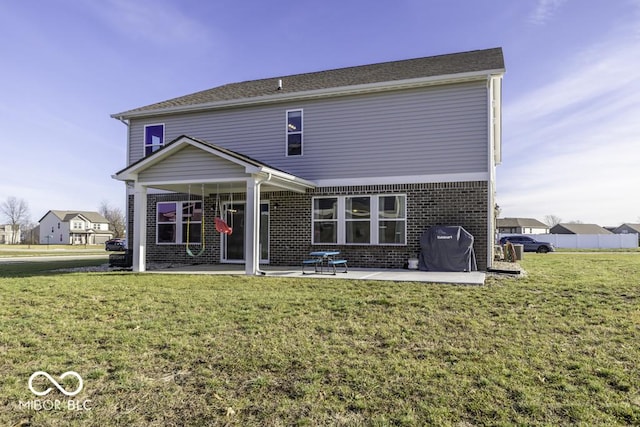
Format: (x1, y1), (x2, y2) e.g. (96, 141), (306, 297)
(144, 124), (165, 156)
(312, 195), (406, 245)
(286, 110), (303, 156)
(157, 201), (202, 244)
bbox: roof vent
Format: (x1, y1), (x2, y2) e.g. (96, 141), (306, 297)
(277, 79), (283, 90)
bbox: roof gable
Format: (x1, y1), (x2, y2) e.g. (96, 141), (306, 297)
(113, 135), (315, 193)
(614, 223), (640, 233)
(114, 135), (290, 179)
(114, 48), (504, 118)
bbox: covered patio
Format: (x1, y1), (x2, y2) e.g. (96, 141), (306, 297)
(113, 136), (316, 275)
(145, 264), (486, 285)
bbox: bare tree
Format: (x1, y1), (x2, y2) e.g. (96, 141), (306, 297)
(99, 201), (126, 238)
(21, 220), (38, 245)
(1, 196), (30, 244)
(543, 214), (562, 228)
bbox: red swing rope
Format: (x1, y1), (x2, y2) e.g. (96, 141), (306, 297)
(214, 188), (233, 235)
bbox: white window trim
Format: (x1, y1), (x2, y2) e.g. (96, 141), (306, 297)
(285, 109), (303, 157)
(156, 201), (202, 245)
(312, 194), (407, 246)
(144, 123), (165, 156)
(345, 195), (373, 245)
(312, 196), (340, 246)
(377, 194), (407, 245)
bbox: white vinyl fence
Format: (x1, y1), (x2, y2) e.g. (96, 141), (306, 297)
(498, 233), (639, 249)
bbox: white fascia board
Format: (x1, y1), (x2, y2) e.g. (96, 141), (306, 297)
(315, 172), (489, 187)
(137, 177), (250, 187)
(112, 138), (192, 181)
(257, 167), (317, 189)
(263, 177), (314, 193)
(74, 213), (90, 222)
(112, 69), (505, 120)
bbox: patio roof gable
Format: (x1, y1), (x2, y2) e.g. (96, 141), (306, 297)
(112, 135), (316, 193)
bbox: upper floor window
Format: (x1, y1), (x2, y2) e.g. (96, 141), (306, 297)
(145, 124), (165, 156)
(286, 110), (303, 156)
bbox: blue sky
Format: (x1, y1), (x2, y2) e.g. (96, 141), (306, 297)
(1, 0), (638, 226)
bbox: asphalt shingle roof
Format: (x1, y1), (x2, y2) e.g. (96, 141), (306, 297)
(550, 223), (613, 235)
(115, 47), (504, 117)
(497, 218), (548, 228)
(48, 210), (109, 224)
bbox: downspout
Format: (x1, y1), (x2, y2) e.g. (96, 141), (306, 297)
(486, 75), (497, 270)
(254, 173), (272, 275)
(114, 116), (131, 261)
(111, 116), (131, 256)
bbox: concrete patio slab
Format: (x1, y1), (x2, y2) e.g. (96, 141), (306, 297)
(147, 264), (486, 285)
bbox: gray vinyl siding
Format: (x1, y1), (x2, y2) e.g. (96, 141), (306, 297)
(128, 81), (488, 181)
(138, 146), (246, 183)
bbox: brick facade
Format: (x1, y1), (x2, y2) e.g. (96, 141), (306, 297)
(129, 180), (490, 271)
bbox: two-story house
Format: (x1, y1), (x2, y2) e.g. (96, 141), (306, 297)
(0, 224), (20, 244)
(112, 48), (505, 274)
(38, 210), (113, 245)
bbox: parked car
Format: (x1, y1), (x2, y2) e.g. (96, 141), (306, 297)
(105, 238), (126, 251)
(499, 235), (555, 253)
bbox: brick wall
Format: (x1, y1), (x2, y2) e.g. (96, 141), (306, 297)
(128, 181), (489, 271)
(268, 181), (488, 270)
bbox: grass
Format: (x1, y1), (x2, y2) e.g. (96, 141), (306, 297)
(0, 253), (638, 426)
(0, 244), (107, 257)
(0, 258), (109, 277)
(555, 247), (640, 253)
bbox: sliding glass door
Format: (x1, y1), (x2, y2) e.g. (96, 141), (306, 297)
(222, 202), (269, 263)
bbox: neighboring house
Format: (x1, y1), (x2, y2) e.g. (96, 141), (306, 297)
(497, 218), (549, 235)
(612, 223), (640, 235)
(38, 210), (113, 245)
(111, 48), (505, 274)
(550, 223), (613, 235)
(613, 223), (640, 244)
(0, 224), (21, 244)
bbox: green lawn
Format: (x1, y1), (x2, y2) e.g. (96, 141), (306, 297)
(0, 244), (107, 257)
(0, 253), (638, 426)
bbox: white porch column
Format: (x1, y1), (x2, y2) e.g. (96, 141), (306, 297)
(244, 177), (260, 275)
(133, 183), (147, 272)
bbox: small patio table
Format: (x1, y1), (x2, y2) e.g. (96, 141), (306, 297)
(302, 251), (347, 274)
